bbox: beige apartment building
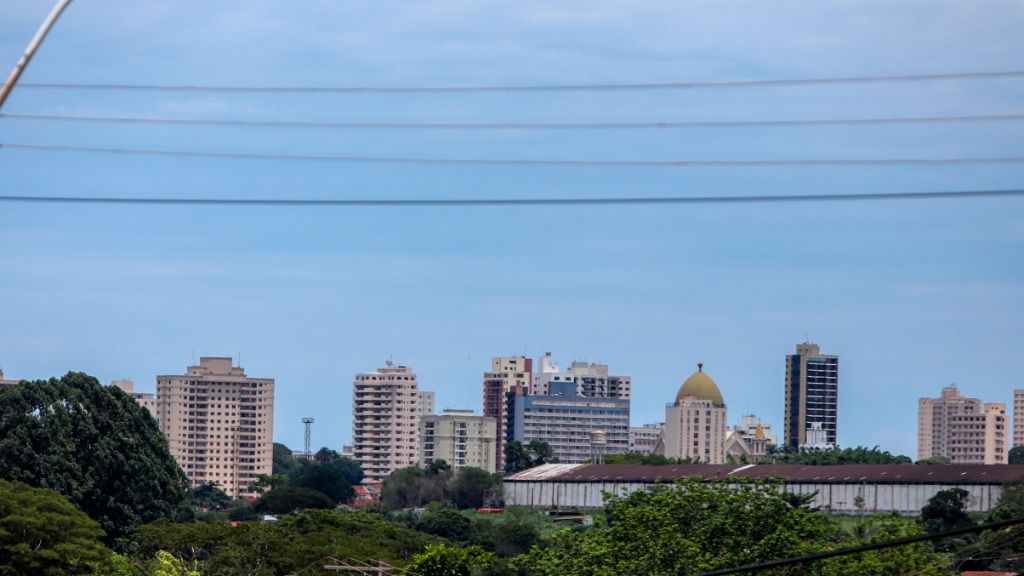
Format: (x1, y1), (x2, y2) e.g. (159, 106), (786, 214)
(111, 379), (157, 418)
(918, 385), (1007, 464)
(1015, 389), (1024, 449)
(156, 357), (275, 498)
(664, 364), (727, 464)
(419, 409), (497, 472)
(352, 362), (421, 483)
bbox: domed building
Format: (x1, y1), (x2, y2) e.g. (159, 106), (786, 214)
(664, 363), (728, 464)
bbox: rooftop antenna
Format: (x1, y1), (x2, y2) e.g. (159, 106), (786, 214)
(302, 417), (314, 457)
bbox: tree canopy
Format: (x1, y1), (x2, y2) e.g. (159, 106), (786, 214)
(511, 479), (951, 575)
(768, 445), (912, 465)
(504, 440), (556, 473)
(0, 479), (112, 575)
(0, 372), (190, 544)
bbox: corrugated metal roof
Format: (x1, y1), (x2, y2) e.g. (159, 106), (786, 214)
(504, 463), (1024, 485)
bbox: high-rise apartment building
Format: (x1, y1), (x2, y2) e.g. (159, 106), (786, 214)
(419, 409), (497, 472)
(665, 364), (727, 463)
(352, 362), (420, 483)
(418, 391), (435, 417)
(483, 356), (533, 471)
(784, 342), (839, 449)
(918, 385), (1007, 464)
(156, 357), (274, 498)
(1014, 389), (1024, 448)
(112, 379), (157, 418)
(507, 360), (631, 463)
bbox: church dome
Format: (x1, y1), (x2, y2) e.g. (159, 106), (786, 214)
(675, 363), (724, 406)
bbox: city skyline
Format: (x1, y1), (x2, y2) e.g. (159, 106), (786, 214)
(2, 344), (1019, 460)
(2, 0), (1022, 461)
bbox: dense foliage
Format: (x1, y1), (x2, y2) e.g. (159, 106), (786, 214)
(603, 453), (699, 465)
(0, 372), (190, 544)
(407, 543), (495, 576)
(504, 441), (555, 473)
(381, 463), (502, 510)
(0, 479), (112, 575)
(511, 479), (951, 575)
(767, 445), (912, 465)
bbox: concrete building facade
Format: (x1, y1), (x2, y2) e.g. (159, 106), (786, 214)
(784, 342), (839, 450)
(352, 362), (421, 483)
(419, 409), (497, 472)
(918, 385), (1007, 464)
(664, 364), (727, 464)
(507, 359), (632, 464)
(629, 423), (665, 455)
(482, 356), (533, 471)
(156, 357), (274, 498)
(1014, 389), (1024, 449)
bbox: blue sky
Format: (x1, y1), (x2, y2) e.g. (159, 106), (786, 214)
(1, 1), (1022, 458)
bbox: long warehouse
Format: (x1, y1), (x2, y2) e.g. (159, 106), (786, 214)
(503, 463), (1024, 515)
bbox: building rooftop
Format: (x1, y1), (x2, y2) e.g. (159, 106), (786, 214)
(675, 363), (724, 406)
(506, 463), (1024, 485)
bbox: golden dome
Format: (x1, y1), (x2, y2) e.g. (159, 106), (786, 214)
(675, 363), (725, 406)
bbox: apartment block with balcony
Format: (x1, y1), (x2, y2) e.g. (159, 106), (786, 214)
(919, 385), (1007, 464)
(419, 409), (497, 472)
(156, 357), (274, 498)
(352, 362), (420, 483)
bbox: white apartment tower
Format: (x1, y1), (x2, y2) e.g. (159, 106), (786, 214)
(156, 357), (275, 498)
(420, 409), (498, 472)
(353, 362), (420, 483)
(918, 385), (1007, 464)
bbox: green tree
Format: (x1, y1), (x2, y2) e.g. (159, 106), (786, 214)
(0, 373), (190, 545)
(290, 464), (354, 504)
(272, 443), (300, 477)
(0, 479), (112, 575)
(417, 505), (472, 541)
(921, 488), (974, 536)
(915, 456), (952, 465)
(381, 466), (450, 510)
(252, 487), (335, 514)
(771, 446), (912, 465)
(1008, 446), (1024, 465)
(407, 543), (495, 576)
(512, 479), (950, 575)
(190, 483), (231, 512)
(449, 467), (501, 510)
(504, 441), (556, 473)
(313, 448), (364, 486)
(148, 551), (201, 576)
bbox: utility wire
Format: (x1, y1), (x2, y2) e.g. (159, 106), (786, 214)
(16, 70), (1024, 94)
(3, 143), (1023, 168)
(3, 112), (1023, 130)
(696, 515), (1024, 576)
(1, 189), (1021, 207)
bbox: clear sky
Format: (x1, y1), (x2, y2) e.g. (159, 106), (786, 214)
(1, 1), (1022, 458)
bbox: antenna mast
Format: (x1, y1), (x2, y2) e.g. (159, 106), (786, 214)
(302, 417), (314, 458)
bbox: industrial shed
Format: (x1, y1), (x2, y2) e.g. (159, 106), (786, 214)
(503, 463), (1024, 515)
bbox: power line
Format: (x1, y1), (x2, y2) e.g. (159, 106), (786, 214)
(1, 189), (1021, 207)
(3, 143), (1023, 168)
(696, 515), (1024, 576)
(17, 70), (1024, 94)
(3, 112), (1023, 130)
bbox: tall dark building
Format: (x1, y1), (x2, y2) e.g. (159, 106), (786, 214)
(784, 342), (839, 450)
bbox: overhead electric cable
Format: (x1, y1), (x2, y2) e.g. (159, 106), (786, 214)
(3, 143), (1023, 168)
(1, 189), (1021, 207)
(3, 112), (1023, 130)
(17, 69), (1024, 94)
